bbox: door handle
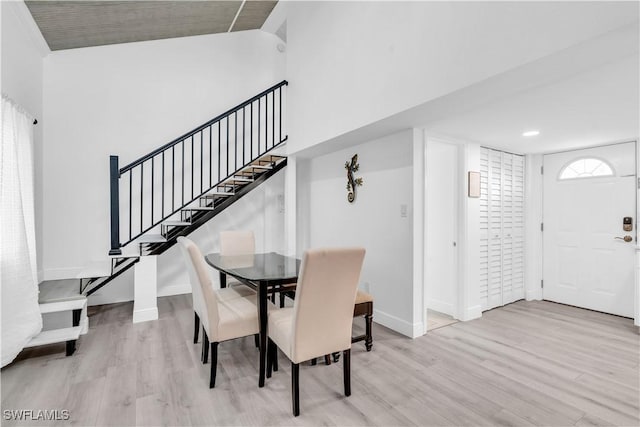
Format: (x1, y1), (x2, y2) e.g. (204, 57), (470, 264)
(614, 236), (633, 242)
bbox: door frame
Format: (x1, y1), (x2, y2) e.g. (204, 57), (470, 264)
(540, 139), (638, 323)
(423, 134), (466, 332)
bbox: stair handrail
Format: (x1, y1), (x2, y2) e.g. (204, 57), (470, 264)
(109, 80), (288, 255)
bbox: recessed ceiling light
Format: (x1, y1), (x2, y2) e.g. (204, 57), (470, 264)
(522, 130), (540, 137)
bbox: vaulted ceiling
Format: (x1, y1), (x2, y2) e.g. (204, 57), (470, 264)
(25, 1), (278, 51)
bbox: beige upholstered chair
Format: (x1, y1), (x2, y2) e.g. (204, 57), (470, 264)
(219, 230), (255, 288)
(177, 237), (259, 388)
(266, 247), (366, 416)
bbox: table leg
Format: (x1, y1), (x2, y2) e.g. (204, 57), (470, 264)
(220, 272), (226, 288)
(257, 282), (268, 387)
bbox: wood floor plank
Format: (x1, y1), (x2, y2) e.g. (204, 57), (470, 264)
(2, 297), (638, 426)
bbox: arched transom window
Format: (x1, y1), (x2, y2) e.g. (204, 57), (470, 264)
(558, 158), (614, 180)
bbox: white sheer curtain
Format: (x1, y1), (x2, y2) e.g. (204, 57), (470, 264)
(1, 94), (42, 367)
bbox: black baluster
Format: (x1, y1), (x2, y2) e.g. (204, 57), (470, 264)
(209, 125), (213, 189)
(172, 146), (175, 212)
(129, 169), (132, 241)
(140, 162), (143, 234)
(182, 140), (185, 205)
(258, 96), (261, 155)
(191, 135), (194, 200)
(151, 157), (154, 225)
(242, 107), (246, 165)
(162, 151), (165, 218)
(226, 116), (229, 178)
(279, 86), (282, 143)
(272, 90), (275, 148)
(200, 132), (203, 195)
(218, 122), (221, 182)
(109, 156), (121, 255)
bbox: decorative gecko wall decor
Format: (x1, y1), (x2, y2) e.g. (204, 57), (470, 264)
(345, 154), (363, 203)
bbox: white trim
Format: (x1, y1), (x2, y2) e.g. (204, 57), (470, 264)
(158, 283), (191, 298)
(87, 294), (132, 307)
(39, 299), (86, 314)
(526, 289), (543, 301)
(412, 129), (426, 336)
(261, 0), (287, 37)
(426, 299), (454, 317)
(228, 0), (246, 32)
(460, 304), (482, 321)
(132, 307), (158, 324)
(43, 267), (84, 280)
(373, 309), (423, 339)
(6, 0), (50, 57)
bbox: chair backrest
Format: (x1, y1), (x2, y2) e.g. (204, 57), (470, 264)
(290, 247), (366, 363)
(220, 230), (255, 256)
(177, 237), (219, 336)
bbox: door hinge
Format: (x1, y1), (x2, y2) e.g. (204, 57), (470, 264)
(541, 166), (544, 175)
(541, 222), (544, 231)
(541, 280), (544, 289)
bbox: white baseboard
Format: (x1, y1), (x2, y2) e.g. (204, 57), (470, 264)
(427, 299), (454, 317)
(526, 289), (543, 301)
(158, 283), (192, 298)
(373, 308), (423, 339)
(43, 267), (83, 281)
(460, 304), (482, 321)
(133, 307), (158, 324)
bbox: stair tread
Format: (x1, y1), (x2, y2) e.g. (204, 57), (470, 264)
(184, 206), (215, 211)
(163, 220), (191, 226)
(25, 326), (82, 348)
(136, 234), (167, 243)
(108, 251), (139, 259)
(38, 279), (85, 304)
(203, 191), (234, 197)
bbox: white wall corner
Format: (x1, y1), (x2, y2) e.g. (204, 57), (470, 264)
(133, 255), (158, 323)
(6, 0), (50, 57)
(373, 308), (423, 339)
(412, 128), (426, 335)
(524, 154), (544, 303)
(285, 155), (297, 256)
(261, 0), (287, 41)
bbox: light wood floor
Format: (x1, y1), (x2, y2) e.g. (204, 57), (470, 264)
(426, 309), (458, 331)
(2, 297), (638, 426)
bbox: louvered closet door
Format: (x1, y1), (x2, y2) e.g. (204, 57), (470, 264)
(479, 148), (525, 311)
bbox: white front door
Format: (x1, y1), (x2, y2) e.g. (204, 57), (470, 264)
(543, 142), (636, 317)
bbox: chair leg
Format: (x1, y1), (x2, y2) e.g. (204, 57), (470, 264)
(266, 339), (274, 378)
(292, 362), (300, 416)
(209, 342), (219, 388)
(365, 313), (373, 351)
(202, 329), (209, 364)
(254, 333), (259, 348)
(343, 349), (351, 397)
(279, 292), (285, 308)
(324, 354), (332, 365)
(311, 358), (317, 366)
(194, 312), (200, 344)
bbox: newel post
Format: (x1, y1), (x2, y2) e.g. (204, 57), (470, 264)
(109, 155), (122, 255)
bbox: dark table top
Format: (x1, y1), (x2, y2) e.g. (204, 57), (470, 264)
(205, 252), (301, 286)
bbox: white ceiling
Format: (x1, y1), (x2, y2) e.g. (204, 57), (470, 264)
(428, 53), (639, 154)
(296, 20), (639, 159)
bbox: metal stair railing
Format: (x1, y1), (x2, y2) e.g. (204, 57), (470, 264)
(109, 81), (288, 255)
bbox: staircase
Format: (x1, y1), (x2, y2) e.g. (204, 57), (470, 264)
(32, 81), (288, 354)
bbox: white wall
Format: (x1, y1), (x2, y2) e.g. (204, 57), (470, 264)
(1, 1), (48, 280)
(299, 130), (418, 336)
(42, 30), (285, 280)
(89, 169), (285, 305)
(286, 1), (638, 154)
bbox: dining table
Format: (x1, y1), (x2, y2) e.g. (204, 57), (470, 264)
(205, 252), (301, 387)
